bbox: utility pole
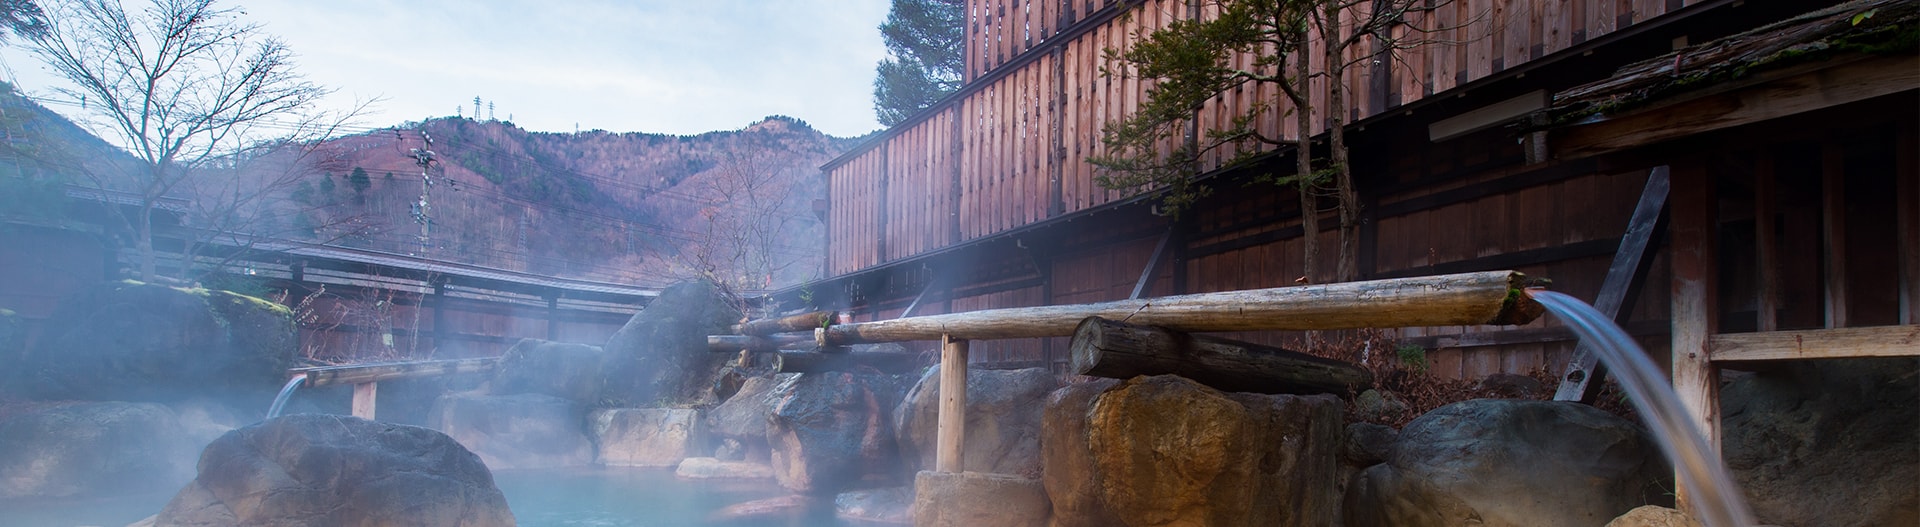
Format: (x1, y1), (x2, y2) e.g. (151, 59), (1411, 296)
(488, 101), (496, 121)
(409, 130), (437, 256)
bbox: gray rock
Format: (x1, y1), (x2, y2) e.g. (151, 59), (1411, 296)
(0, 402), (195, 498)
(600, 281), (741, 407)
(1351, 388), (1410, 423)
(1042, 375), (1343, 527)
(1342, 422), (1398, 467)
(914, 471), (1048, 527)
(17, 281), (294, 402)
(895, 366), (1055, 476)
(589, 408), (704, 467)
(836, 486), (912, 524)
(1344, 399), (1661, 527)
(708, 374), (785, 460)
(1605, 505), (1703, 527)
(676, 457), (775, 480)
(1478, 372), (1545, 399)
(767, 372), (908, 495)
(1721, 358), (1919, 527)
(491, 338), (606, 404)
(428, 392), (593, 469)
(709, 495), (826, 524)
(153, 414), (512, 527)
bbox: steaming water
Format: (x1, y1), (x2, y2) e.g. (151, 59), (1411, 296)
(494, 467), (856, 526)
(265, 373), (306, 419)
(1528, 290), (1757, 527)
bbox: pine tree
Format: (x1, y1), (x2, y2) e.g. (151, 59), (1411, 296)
(871, 0), (964, 127)
(348, 166), (371, 194)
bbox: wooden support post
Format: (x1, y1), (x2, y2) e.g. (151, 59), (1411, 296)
(1822, 142), (1848, 328)
(1555, 166), (1669, 402)
(1071, 317), (1372, 395)
(430, 280), (448, 354)
(1131, 227), (1174, 300)
(1669, 162), (1720, 517)
(545, 293), (560, 341)
(901, 276), (942, 319)
(352, 382), (377, 420)
(1754, 157), (1781, 332)
(935, 335), (969, 473)
(1898, 119), (1918, 325)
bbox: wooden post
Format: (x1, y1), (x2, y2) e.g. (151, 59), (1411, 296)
(1669, 161), (1719, 517)
(1754, 156), (1781, 332)
(1821, 142), (1848, 328)
(1897, 119), (1918, 325)
(935, 335), (969, 473)
(1131, 228), (1174, 300)
(545, 293), (560, 341)
(430, 280), (448, 354)
(352, 382), (377, 420)
(1071, 317), (1372, 394)
(1555, 166), (1669, 402)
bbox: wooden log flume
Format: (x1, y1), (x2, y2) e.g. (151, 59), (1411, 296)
(292, 357), (499, 387)
(708, 334), (818, 353)
(819, 271), (1546, 346)
(732, 310), (838, 336)
(1071, 317), (1372, 395)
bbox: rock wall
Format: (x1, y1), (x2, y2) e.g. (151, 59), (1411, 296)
(895, 366), (1054, 477)
(1721, 357), (1919, 527)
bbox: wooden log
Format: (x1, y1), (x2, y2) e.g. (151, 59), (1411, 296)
(771, 351), (925, 374)
(821, 271), (1545, 346)
(708, 334), (818, 353)
(732, 310), (838, 336)
(294, 357), (499, 387)
(935, 336), (968, 473)
(1071, 317), (1372, 395)
(352, 382), (377, 420)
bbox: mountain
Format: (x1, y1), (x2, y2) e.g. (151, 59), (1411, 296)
(264, 115), (861, 288)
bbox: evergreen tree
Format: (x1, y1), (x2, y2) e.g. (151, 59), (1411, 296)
(871, 0), (964, 127)
(317, 172), (336, 195)
(348, 166), (371, 194)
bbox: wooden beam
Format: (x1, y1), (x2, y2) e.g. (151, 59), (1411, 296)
(1429, 90), (1547, 142)
(1071, 317), (1372, 395)
(1402, 319), (1671, 350)
(1554, 55), (1920, 160)
(708, 334), (817, 353)
(1710, 325), (1920, 362)
(732, 310), (838, 336)
(1668, 161), (1720, 517)
(1898, 118), (1919, 325)
(1131, 227), (1174, 299)
(1822, 142), (1849, 328)
(819, 271), (1545, 345)
(352, 382), (377, 420)
(1556, 166), (1669, 403)
(294, 357), (499, 387)
(1753, 156), (1781, 332)
(935, 335), (968, 473)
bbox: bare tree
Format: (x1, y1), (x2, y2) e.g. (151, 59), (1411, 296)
(26, 0), (342, 281)
(671, 132), (822, 302)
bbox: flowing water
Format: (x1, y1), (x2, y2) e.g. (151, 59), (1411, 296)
(265, 373), (307, 419)
(1527, 290), (1757, 527)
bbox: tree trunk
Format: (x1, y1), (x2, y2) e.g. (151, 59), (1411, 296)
(731, 310), (838, 336)
(1071, 316), (1371, 394)
(136, 202), (155, 282)
(819, 270), (1545, 345)
(1323, 4), (1360, 283)
(1295, 42), (1319, 285)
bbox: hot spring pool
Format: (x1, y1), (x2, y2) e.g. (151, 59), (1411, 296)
(1, 468), (864, 526)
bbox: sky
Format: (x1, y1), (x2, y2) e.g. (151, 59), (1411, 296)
(0, 0), (894, 138)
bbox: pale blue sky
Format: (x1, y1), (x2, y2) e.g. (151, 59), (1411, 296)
(1, 0), (894, 137)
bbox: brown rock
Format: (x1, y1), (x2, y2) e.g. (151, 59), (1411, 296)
(912, 471), (1048, 527)
(1605, 506), (1704, 527)
(1042, 375), (1342, 527)
(589, 408), (704, 467)
(895, 365), (1056, 475)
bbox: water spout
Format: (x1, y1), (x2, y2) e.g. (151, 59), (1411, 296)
(266, 373), (308, 419)
(1527, 290), (1756, 527)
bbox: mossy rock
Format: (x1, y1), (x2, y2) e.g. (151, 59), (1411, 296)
(11, 281), (295, 403)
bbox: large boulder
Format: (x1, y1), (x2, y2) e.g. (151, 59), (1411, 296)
(16, 281), (294, 402)
(0, 402), (196, 498)
(1721, 357), (1919, 527)
(428, 393), (593, 469)
(913, 471), (1049, 527)
(895, 366), (1054, 476)
(153, 414), (513, 527)
(1042, 375), (1343, 527)
(1345, 399), (1662, 527)
(490, 338), (606, 404)
(588, 408), (704, 467)
(766, 372), (911, 495)
(600, 281), (740, 407)
(708, 374), (783, 460)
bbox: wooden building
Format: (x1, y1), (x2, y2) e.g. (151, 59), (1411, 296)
(773, 0), (1919, 473)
